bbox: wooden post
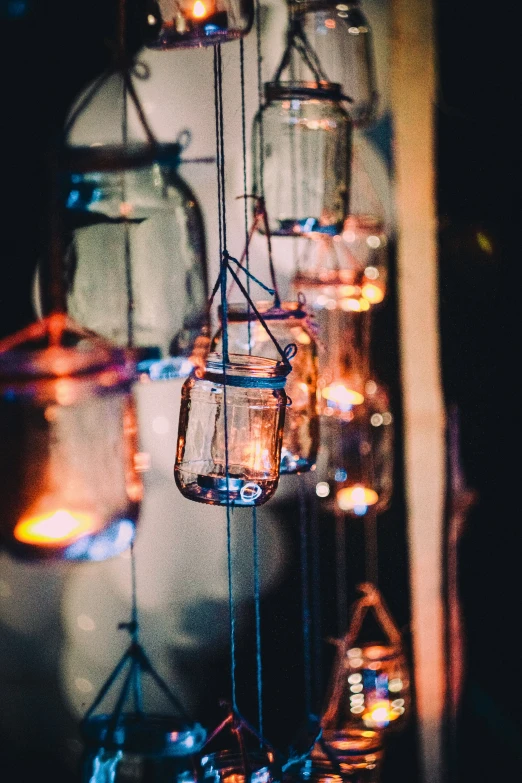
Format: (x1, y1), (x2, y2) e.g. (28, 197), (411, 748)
(390, 2), (446, 782)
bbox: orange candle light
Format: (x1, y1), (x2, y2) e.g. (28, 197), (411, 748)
(14, 509), (97, 546)
(337, 485), (379, 514)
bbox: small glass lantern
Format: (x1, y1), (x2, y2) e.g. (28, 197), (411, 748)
(306, 728), (383, 783)
(143, 0), (254, 49)
(294, 222), (387, 310)
(82, 714), (207, 783)
(286, 0), (378, 126)
(254, 82), (352, 237)
(0, 315), (142, 561)
(202, 750), (277, 783)
(212, 302), (319, 474)
(322, 584), (411, 734)
(58, 141), (208, 361)
(175, 353), (288, 506)
(314, 382), (393, 517)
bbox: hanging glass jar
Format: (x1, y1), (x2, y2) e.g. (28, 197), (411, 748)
(305, 728), (383, 783)
(322, 584), (411, 733)
(286, 0), (378, 127)
(202, 750), (278, 783)
(175, 353), (289, 506)
(253, 82), (352, 237)
(294, 222), (387, 311)
(0, 314), (143, 561)
(142, 0), (254, 49)
(82, 714), (207, 783)
(212, 301), (319, 474)
(56, 139), (208, 363)
(314, 382), (393, 516)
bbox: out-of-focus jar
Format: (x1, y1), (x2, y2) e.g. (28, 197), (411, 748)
(212, 301), (319, 474)
(0, 314), (142, 562)
(143, 0), (254, 49)
(174, 353), (288, 506)
(254, 82), (352, 237)
(305, 728), (383, 782)
(201, 750), (277, 783)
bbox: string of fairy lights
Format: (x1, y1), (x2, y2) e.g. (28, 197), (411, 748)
(0, 1), (411, 781)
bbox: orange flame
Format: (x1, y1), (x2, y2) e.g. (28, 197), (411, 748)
(14, 509), (96, 546)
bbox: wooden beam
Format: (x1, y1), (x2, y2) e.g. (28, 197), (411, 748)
(390, 2), (446, 781)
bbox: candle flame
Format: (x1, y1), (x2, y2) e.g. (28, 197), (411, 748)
(321, 382), (364, 407)
(192, 0), (207, 18)
(361, 282), (385, 305)
(337, 485), (379, 512)
(14, 509), (96, 546)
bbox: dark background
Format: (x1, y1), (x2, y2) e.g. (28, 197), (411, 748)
(0, 0), (512, 781)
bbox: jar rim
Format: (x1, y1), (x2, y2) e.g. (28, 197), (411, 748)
(81, 714), (207, 756)
(221, 301), (307, 322)
(348, 642), (402, 662)
(264, 81), (345, 103)
(319, 728), (383, 755)
(201, 352), (290, 389)
(63, 141), (182, 174)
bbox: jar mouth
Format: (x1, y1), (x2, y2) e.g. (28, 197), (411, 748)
(202, 353), (290, 389)
(264, 81), (344, 103)
(319, 728), (383, 756)
(348, 643), (401, 662)
(343, 214), (385, 233)
(82, 714), (207, 755)
(63, 141), (183, 174)
(222, 301), (307, 322)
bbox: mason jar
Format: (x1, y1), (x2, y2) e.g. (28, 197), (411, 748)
(143, 0), (254, 49)
(51, 141), (208, 361)
(174, 354), (288, 506)
(305, 728), (383, 782)
(0, 314), (143, 562)
(212, 302), (319, 474)
(254, 82), (352, 236)
(286, 0), (378, 127)
(201, 750), (277, 783)
(82, 714), (207, 783)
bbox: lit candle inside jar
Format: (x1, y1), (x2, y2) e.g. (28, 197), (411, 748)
(14, 508), (96, 546)
(321, 382), (364, 413)
(336, 485), (378, 515)
(192, 0), (208, 18)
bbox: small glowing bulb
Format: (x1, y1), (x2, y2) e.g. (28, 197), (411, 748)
(192, 0), (207, 18)
(14, 509), (96, 545)
(362, 283), (385, 305)
(316, 482), (330, 498)
(368, 704), (392, 724)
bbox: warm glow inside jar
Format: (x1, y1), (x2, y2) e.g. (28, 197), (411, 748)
(201, 750), (276, 783)
(294, 220), (387, 310)
(323, 643), (410, 734)
(212, 302), (319, 474)
(0, 315), (143, 561)
(82, 714), (207, 783)
(174, 353), (288, 506)
(307, 728), (383, 783)
(254, 82), (352, 236)
(144, 0), (254, 49)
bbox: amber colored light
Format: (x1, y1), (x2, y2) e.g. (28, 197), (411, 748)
(361, 283), (385, 305)
(192, 0), (207, 18)
(363, 700), (399, 727)
(321, 382), (364, 407)
(337, 485), (379, 511)
(14, 509), (96, 546)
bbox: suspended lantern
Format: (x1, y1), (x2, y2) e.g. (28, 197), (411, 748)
(294, 221), (387, 311)
(212, 301), (319, 474)
(314, 381), (393, 517)
(143, 0), (254, 49)
(322, 583), (411, 734)
(201, 750), (277, 783)
(286, 0), (378, 127)
(307, 728), (383, 783)
(0, 314), (143, 561)
(175, 353), (289, 506)
(253, 81), (352, 237)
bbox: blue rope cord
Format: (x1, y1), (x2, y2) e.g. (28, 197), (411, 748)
(214, 42), (237, 713)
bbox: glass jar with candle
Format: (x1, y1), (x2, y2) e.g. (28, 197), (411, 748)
(286, 0), (378, 127)
(143, 0), (254, 49)
(82, 714), (207, 783)
(305, 728), (383, 782)
(254, 82), (352, 237)
(0, 314), (143, 562)
(321, 585), (411, 734)
(212, 302), (319, 474)
(174, 353), (288, 506)
(294, 220), (387, 311)
(202, 750), (277, 783)
(314, 382), (393, 517)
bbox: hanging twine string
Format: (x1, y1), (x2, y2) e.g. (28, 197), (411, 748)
(213, 42), (237, 713)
